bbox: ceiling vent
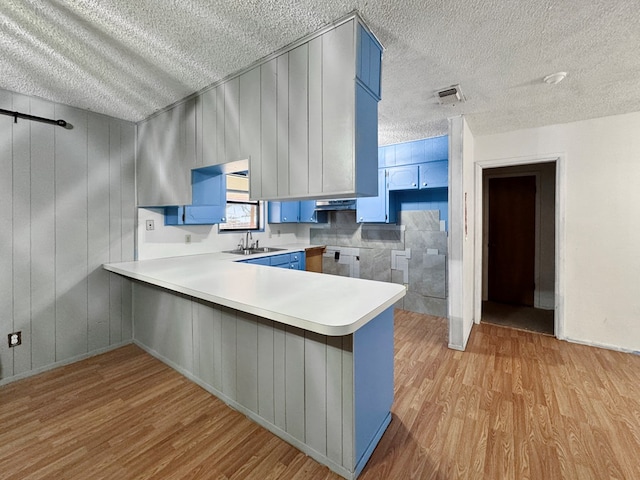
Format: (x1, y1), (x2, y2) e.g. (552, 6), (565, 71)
(436, 84), (465, 105)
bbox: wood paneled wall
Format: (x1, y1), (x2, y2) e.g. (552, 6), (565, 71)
(0, 89), (135, 383)
(132, 282), (359, 477)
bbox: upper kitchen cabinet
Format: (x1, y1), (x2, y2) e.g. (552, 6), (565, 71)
(268, 200), (327, 224)
(419, 160), (448, 189)
(357, 168), (396, 223)
(251, 15), (382, 201)
(137, 99), (196, 206)
(379, 135), (448, 168)
(137, 13), (382, 205)
(388, 165), (419, 191)
(164, 165), (227, 225)
(196, 79), (242, 168)
(356, 24), (382, 98)
(239, 68), (261, 196)
(316, 18), (380, 200)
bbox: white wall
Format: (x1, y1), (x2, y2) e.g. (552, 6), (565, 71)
(474, 111), (640, 352)
(137, 207), (301, 260)
(448, 116), (476, 350)
(0, 89), (135, 384)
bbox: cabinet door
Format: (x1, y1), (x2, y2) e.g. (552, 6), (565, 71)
(199, 88), (218, 166)
(322, 20), (355, 195)
(277, 54), (289, 197)
(288, 44), (309, 197)
(379, 145), (395, 167)
(356, 169), (387, 223)
(419, 160), (448, 189)
(298, 200), (327, 223)
(268, 201), (299, 223)
(137, 104), (193, 207)
(299, 200), (316, 223)
(290, 251), (305, 270)
(261, 59), (278, 199)
(308, 36), (323, 195)
(239, 69), (262, 197)
(183, 205), (226, 224)
(280, 201), (299, 222)
(191, 169), (225, 206)
(393, 142), (413, 167)
(356, 24), (382, 99)
(424, 135), (448, 163)
(388, 165), (418, 191)
(354, 83), (378, 197)
(224, 77), (240, 163)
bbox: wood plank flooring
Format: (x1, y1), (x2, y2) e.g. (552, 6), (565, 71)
(2, 310), (640, 479)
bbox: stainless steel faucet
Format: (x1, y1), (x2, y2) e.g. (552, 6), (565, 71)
(246, 231), (253, 249)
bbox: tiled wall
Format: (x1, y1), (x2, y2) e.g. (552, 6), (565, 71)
(310, 210), (447, 317)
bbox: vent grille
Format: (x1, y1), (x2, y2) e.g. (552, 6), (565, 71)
(436, 84), (464, 105)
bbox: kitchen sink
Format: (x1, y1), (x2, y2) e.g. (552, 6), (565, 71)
(223, 247), (286, 255)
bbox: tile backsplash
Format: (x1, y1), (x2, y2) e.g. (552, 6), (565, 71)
(312, 210), (447, 317)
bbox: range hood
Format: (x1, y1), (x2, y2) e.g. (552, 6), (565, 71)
(314, 199), (357, 211)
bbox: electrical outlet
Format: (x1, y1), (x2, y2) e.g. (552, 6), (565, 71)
(185, 234), (191, 244)
(145, 219), (154, 231)
(8, 331), (21, 348)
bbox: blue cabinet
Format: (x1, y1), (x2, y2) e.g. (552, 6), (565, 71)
(268, 201), (299, 223)
(239, 251), (305, 270)
(244, 256), (271, 266)
(269, 200), (327, 224)
(379, 135), (448, 168)
(356, 24), (382, 99)
(387, 165), (419, 191)
(165, 166), (227, 225)
(299, 200), (328, 223)
(419, 160), (448, 189)
(356, 168), (397, 223)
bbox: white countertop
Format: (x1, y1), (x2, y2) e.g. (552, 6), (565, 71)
(103, 244), (406, 336)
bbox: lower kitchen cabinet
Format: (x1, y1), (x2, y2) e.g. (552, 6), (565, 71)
(239, 251), (305, 270)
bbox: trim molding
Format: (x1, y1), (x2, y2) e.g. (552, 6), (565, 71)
(473, 153), (566, 340)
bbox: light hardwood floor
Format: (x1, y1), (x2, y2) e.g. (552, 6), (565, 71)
(2, 310), (640, 479)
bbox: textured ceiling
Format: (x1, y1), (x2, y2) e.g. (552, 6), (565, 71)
(2, 0), (639, 144)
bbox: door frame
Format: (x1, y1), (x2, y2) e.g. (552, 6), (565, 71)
(474, 154), (566, 340)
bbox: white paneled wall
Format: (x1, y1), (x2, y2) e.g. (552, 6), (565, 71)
(0, 89), (135, 383)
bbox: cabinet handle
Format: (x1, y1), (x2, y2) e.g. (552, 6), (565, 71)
(412, 183), (417, 187)
(360, 217), (364, 221)
(283, 217), (287, 221)
(422, 182), (427, 186)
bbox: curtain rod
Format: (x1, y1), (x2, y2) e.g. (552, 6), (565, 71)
(0, 108), (72, 129)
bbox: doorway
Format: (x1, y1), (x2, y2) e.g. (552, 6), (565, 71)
(481, 163), (556, 335)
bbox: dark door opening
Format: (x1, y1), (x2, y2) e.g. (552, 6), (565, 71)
(482, 163), (556, 336)
(487, 175), (536, 306)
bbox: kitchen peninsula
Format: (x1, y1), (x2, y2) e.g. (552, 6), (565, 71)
(104, 246), (405, 479)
